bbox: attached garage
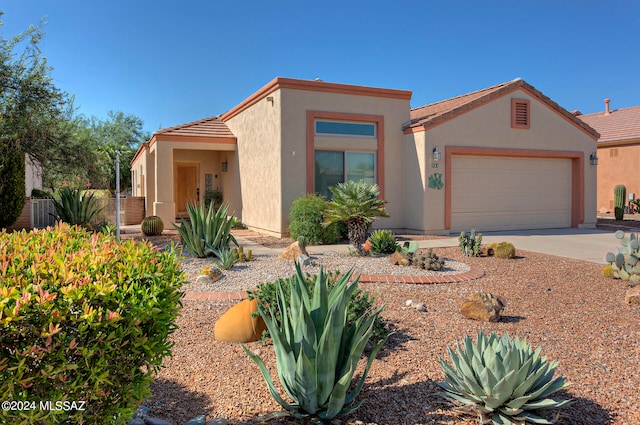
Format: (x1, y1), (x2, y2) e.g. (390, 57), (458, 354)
(449, 155), (572, 232)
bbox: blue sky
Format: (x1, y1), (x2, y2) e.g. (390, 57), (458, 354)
(3, 1), (639, 135)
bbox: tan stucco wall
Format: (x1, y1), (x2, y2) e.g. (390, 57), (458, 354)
(596, 142), (640, 211)
(223, 91), (282, 234)
(280, 89), (411, 233)
(406, 88), (597, 233)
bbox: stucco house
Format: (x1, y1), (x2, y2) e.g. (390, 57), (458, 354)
(131, 77), (599, 236)
(575, 101), (640, 212)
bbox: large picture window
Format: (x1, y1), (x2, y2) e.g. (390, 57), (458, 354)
(314, 151), (375, 198)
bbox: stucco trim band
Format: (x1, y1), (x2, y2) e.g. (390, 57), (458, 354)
(444, 146), (585, 230)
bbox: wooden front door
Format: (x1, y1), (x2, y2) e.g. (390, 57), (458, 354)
(176, 164), (199, 217)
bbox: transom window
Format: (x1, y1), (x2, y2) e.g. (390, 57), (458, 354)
(315, 121), (376, 137)
(314, 151), (375, 198)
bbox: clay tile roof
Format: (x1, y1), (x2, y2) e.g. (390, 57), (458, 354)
(154, 115), (235, 139)
(405, 78), (600, 139)
(576, 105), (640, 144)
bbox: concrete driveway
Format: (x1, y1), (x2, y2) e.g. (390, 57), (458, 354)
(420, 228), (620, 264)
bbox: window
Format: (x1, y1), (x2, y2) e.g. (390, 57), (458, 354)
(511, 99), (530, 129)
(315, 121), (376, 137)
(314, 151), (375, 198)
(610, 148), (618, 157)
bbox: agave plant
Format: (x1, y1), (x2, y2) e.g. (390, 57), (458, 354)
(52, 187), (103, 227)
(174, 202), (238, 258)
(244, 263), (387, 421)
(439, 332), (571, 424)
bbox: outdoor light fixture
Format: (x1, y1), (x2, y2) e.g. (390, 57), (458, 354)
(590, 152), (598, 166)
(432, 146), (441, 162)
(221, 161), (228, 172)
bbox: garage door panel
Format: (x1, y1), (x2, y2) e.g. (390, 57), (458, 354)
(450, 156), (571, 232)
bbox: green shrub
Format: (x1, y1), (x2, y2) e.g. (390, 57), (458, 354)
(368, 229), (398, 254)
(52, 187), (103, 228)
(0, 223), (185, 424)
(247, 269), (388, 346)
(174, 202), (238, 258)
(459, 229), (482, 257)
(204, 190), (223, 210)
(439, 332), (571, 425)
(0, 145), (26, 228)
(288, 194), (340, 244)
(244, 263), (386, 421)
(30, 188), (53, 199)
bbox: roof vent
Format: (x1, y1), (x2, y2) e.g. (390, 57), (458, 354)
(604, 98), (611, 115)
(314, 78), (323, 82)
(511, 99), (530, 129)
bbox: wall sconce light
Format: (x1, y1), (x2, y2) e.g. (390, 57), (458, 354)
(590, 152), (598, 166)
(221, 161), (228, 172)
(432, 146), (441, 162)
(266, 96), (274, 105)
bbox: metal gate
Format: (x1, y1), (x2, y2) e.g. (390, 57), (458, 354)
(30, 198), (57, 229)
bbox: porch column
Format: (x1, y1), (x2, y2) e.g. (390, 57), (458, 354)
(153, 142), (175, 226)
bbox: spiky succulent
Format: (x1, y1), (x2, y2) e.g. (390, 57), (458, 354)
(438, 332), (571, 425)
(244, 263), (386, 421)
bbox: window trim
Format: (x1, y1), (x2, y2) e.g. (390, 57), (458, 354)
(306, 111), (385, 198)
(511, 98), (530, 129)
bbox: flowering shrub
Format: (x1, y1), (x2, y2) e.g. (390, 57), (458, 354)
(0, 223), (186, 424)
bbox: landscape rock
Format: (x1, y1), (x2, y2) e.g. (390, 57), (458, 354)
(196, 274), (214, 285)
(625, 286), (640, 304)
(412, 302), (427, 312)
(600, 207), (609, 214)
(184, 415), (206, 425)
(214, 299), (267, 343)
(144, 417), (172, 425)
(280, 241), (308, 260)
(405, 299), (413, 307)
(298, 254), (312, 266)
(206, 419), (229, 425)
(390, 251), (410, 266)
(461, 292), (505, 322)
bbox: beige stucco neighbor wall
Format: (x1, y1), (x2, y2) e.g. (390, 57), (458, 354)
(280, 89), (411, 233)
(596, 143), (640, 211)
(406, 88), (597, 233)
(224, 91), (282, 235)
(25, 155), (42, 196)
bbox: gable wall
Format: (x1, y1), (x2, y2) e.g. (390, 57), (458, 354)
(407, 89), (597, 232)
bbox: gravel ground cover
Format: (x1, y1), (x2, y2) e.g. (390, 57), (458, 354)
(137, 237), (639, 425)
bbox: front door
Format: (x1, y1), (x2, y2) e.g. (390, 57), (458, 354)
(175, 164), (199, 217)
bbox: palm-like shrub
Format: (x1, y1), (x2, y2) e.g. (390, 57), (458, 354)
(439, 332), (571, 425)
(244, 263), (387, 421)
(324, 181), (389, 255)
(174, 202), (238, 258)
(52, 187), (103, 228)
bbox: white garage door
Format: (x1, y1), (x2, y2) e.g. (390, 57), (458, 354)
(450, 155), (572, 232)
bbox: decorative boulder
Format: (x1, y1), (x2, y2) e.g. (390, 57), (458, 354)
(214, 299), (267, 343)
(461, 292), (505, 322)
(280, 241), (308, 260)
(390, 251), (410, 266)
(625, 286), (640, 304)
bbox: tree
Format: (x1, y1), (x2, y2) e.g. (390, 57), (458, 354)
(0, 13), (72, 226)
(0, 143), (25, 228)
(323, 181), (389, 256)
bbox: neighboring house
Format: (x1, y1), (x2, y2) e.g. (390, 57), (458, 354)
(575, 101), (640, 212)
(131, 77), (598, 236)
(25, 154), (43, 196)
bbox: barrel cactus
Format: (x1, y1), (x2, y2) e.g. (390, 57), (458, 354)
(439, 332), (571, 425)
(141, 215), (164, 236)
(614, 184), (626, 221)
